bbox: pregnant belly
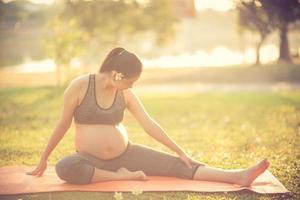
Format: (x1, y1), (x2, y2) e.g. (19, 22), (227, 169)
(74, 123), (129, 160)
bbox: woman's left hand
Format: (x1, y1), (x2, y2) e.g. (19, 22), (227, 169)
(178, 152), (206, 168)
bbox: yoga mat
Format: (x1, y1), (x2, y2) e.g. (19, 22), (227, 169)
(0, 165), (289, 195)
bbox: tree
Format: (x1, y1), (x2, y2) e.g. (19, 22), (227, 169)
(259, 0), (300, 62)
(44, 16), (88, 86)
(237, 1), (273, 65)
(143, 0), (179, 46)
(237, 0), (300, 64)
(60, 0), (179, 52)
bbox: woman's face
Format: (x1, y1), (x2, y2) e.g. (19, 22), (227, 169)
(114, 74), (140, 90)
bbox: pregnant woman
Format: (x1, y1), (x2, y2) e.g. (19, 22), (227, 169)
(27, 47), (269, 185)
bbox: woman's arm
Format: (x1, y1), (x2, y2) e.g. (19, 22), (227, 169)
(124, 89), (186, 156)
(27, 79), (81, 176)
(40, 79), (80, 161)
(26, 81), (78, 176)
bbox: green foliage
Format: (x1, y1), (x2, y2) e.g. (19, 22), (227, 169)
(237, 1), (272, 36)
(43, 14), (88, 85)
(44, 17), (88, 65)
(143, 0), (179, 46)
(61, 0), (179, 46)
(237, 0), (300, 32)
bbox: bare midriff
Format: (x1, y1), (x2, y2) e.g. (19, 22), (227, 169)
(74, 123), (129, 160)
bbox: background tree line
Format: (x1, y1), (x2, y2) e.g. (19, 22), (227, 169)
(0, 0), (299, 86)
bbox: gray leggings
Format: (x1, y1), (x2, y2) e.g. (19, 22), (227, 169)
(55, 141), (205, 185)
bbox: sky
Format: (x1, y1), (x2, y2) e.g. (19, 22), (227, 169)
(195, 0), (234, 12)
(3, 0), (234, 12)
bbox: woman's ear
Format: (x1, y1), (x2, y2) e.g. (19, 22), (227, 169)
(111, 70), (117, 81)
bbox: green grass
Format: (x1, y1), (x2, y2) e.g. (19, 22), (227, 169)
(0, 86), (299, 200)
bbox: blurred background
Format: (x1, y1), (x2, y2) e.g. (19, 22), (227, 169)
(0, 0), (299, 88)
(1, 1), (300, 199)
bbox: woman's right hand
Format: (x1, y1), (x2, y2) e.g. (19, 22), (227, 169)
(26, 158), (48, 177)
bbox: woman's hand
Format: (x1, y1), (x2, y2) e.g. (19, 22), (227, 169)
(178, 152), (206, 168)
(26, 158), (48, 177)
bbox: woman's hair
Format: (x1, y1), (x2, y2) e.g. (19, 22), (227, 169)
(98, 47), (143, 78)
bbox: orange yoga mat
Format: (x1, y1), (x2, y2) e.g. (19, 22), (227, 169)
(0, 165), (289, 195)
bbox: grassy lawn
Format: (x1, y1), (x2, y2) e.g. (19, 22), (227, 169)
(0, 85), (299, 199)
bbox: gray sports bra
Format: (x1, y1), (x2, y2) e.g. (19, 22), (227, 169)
(73, 73), (126, 125)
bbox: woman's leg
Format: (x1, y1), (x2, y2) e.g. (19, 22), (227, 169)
(104, 142), (205, 179)
(55, 154), (147, 184)
(192, 158), (270, 186)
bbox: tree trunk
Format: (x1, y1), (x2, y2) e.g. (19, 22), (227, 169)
(255, 34), (266, 65)
(278, 23), (291, 62)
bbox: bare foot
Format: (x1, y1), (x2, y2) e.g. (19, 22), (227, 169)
(117, 167), (149, 181)
(237, 158), (270, 187)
